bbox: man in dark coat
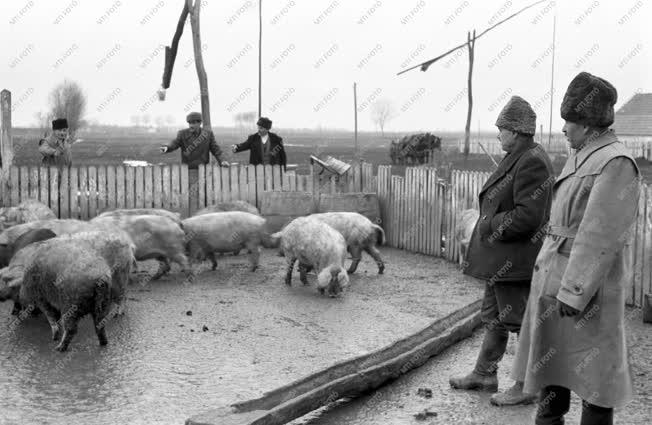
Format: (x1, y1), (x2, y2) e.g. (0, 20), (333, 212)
(449, 95), (554, 407)
(160, 112), (229, 168)
(231, 117), (287, 171)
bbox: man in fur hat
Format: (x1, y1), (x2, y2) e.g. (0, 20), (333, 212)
(231, 117), (287, 171)
(38, 118), (73, 168)
(511, 72), (639, 425)
(449, 96), (554, 407)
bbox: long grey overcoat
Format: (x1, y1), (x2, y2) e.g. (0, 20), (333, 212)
(512, 130), (640, 408)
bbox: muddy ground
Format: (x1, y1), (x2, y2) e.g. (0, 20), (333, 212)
(297, 308), (652, 425)
(0, 247), (484, 425)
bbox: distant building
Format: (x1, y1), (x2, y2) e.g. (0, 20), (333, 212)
(613, 93), (652, 143)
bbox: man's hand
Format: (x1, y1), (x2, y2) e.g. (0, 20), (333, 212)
(557, 299), (580, 317)
(159, 146), (168, 153)
(231, 144), (238, 153)
(220, 161), (230, 168)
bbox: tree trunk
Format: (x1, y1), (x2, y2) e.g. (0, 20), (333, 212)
(188, 0), (211, 129)
(258, 0), (263, 118)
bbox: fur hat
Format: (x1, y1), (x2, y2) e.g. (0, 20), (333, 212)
(257, 117), (272, 130)
(52, 118), (68, 130)
(186, 112), (202, 123)
(560, 72), (617, 128)
(494, 96), (536, 136)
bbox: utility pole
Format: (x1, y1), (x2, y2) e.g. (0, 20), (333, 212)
(354, 82), (358, 159)
(258, 0), (262, 118)
(548, 12), (557, 148)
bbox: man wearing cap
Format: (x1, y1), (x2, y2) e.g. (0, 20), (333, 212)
(231, 117), (287, 171)
(449, 96), (553, 407)
(159, 112), (229, 168)
(512, 72), (639, 425)
(39, 118), (73, 168)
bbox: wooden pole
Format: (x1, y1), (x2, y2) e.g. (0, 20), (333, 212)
(1, 89), (13, 206)
(548, 13), (556, 147)
(258, 0), (262, 118)
(187, 0), (211, 128)
(161, 2), (190, 91)
(463, 30), (476, 162)
(354, 82), (358, 159)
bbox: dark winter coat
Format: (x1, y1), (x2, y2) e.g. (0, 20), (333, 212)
(463, 139), (554, 283)
(234, 132), (287, 170)
(166, 128), (224, 169)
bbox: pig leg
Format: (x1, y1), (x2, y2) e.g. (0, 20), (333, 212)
(55, 311), (80, 352)
(172, 252), (194, 284)
(92, 311), (109, 346)
(299, 264), (309, 286)
(285, 258), (297, 286)
(232, 249), (241, 256)
(347, 246), (363, 274)
(37, 300), (61, 341)
(247, 244), (260, 272)
(10, 301), (22, 316)
(364, 246), (385, 274)
(210, 252), (219, 270)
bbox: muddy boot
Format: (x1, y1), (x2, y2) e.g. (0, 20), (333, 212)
(490, 381), (537, 406)
(449, 327), (508, 392)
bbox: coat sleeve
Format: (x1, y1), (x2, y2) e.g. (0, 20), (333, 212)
(557, 157), (640, 311)
(208, 131), (224, 163)
(38, 139), (59, 156)
(278, 136), (287, 171)
(234, 135), (253, 152)
(166, 131), (183, 152)
(488, 155), (553, 242)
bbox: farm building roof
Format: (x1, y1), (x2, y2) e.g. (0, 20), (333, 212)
(309, 155), (351, 176)
(613, 93), (652, 136)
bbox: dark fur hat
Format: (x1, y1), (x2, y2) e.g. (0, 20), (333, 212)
(494, 95), (536, 136)
(52, 118), (68, 130)
(257, 117), (272, 130)
(560, 72), (617, 127)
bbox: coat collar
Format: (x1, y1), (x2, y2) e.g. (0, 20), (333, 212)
(480, 138), (536, 195)
(555, 129), (618, 184)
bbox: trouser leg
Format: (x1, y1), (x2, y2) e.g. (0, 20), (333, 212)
(535, 385), (571, 425)
(580, 400), (613, 425)
(474, 282), (510, 375)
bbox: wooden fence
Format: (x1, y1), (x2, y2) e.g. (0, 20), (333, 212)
(0, 161), (649, 307)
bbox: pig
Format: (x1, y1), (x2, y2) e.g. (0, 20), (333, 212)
(0, 228), (58, 268)
(0, 219), (96, 246)
(310, 212), (385, 274)
(271, 216), (349, 297)
(97, 208), (182, 225)
(194, 201), (261, 256)
(0, 199), (56, 230)
(455, 209), (479, 265)
(19, 241), (115, 351)
(90, 214), (191, 281)
(182, 211), (276, 272)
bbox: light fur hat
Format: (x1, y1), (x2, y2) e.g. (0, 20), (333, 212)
(495, 95), (537, 136)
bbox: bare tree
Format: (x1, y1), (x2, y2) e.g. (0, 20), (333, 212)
(48, 79), (87, 140)
(34, 111), (53, 137)
(141, 114), (151, 126)
(234, 111), (257, 132)
(370, 98), (395, 136)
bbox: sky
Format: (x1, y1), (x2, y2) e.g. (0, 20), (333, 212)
(0, 0), (650, 133)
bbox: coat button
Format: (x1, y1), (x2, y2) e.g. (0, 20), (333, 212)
(534, 264), (539, 271)
(482, 215), (487, 220)
(573, 284), (583, 294)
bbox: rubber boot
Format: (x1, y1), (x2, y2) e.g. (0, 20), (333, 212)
(490, 381), (537, 406)
(449, 327), (508, 392)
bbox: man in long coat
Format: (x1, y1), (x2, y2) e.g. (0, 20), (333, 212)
(512, 72), (639, 425)
(38, 118), (72, 168)
(450, 96), (554, 406)
(231, 117), (287, 171)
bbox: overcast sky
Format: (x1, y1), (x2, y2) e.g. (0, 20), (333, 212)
(1, 0), (649, 133)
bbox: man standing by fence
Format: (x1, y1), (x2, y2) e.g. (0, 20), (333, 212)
(160, 112), (229, 211)
(450, 95), (553, 407)
(512, 72), (640, 425)
(38, 118), (72, 168)
(231, 117), (287, 171)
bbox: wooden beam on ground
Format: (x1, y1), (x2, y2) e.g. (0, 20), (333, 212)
(185, 299), (482, 425)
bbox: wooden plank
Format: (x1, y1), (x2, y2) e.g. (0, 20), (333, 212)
(144, 166), (153, 208)
(79, 166), (89, 220)
(88, 166), (97, 218)
(213, 164), (223, 203)
(239, 165), (247, 202)
(198, 164), (206, 209)
(171, 164), (180, 214)
(49, 168), (59, 218)
(68, 167), (78, 219)
(425, 169), (432, 256)
(153, 165), (162, 209)
(97, 166), (107, 213)
(116, 166), (125, 209)
(125, 166), (135, 209)
(135, 166), (145, 209)
(39, 166), (48, 205)
(106, 166), (116, 210)
(161, 165), (171, 210)
(247, 165), (257, 205)
(180, 165), (189, 217)
(29, 167), (39, 200)
(229, 165), (239, 201)
(282, 170), (291, 191)
(19, 166), (28, 203)
(205, 164), (213, 206)
(273, 165), (282, 191)
(217, 166), (228, 202)
(419, 168), (425, 254)
(288, 171), (296, 191)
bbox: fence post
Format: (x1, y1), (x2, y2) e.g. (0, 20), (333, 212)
(1, 89), (13, 207)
